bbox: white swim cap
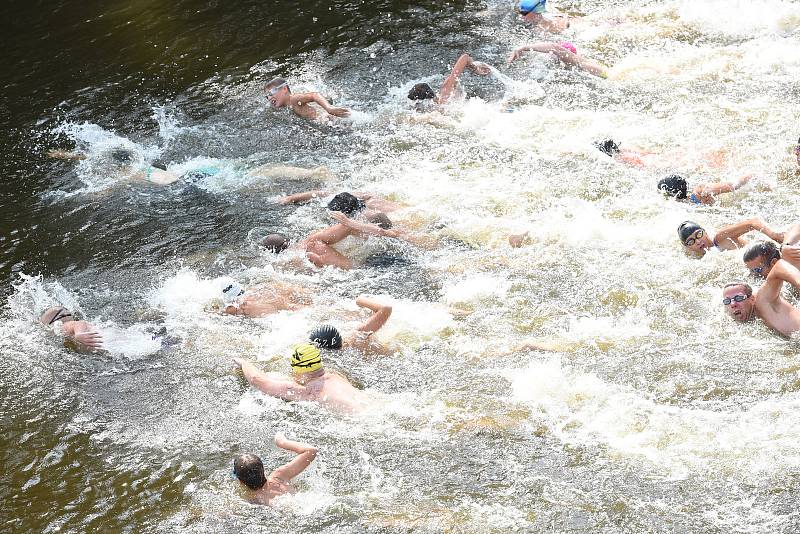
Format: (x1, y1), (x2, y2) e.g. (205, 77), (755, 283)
(221, 281), (245, 303)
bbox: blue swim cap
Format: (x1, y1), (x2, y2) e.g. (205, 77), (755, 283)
(519, 0), (547, 14)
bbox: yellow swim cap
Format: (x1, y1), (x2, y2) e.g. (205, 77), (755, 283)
(290, 343), (323, 374)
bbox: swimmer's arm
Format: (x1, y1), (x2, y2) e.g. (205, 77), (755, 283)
(329, 212), (397, 238)
(270, 433), (318, 481)
(715, 218), (775, 247)
(696, 174), (753, 197)
(354, 296), (393, 335)
(47, 149), (87, 161)
(65, 322), (104, 350)
(305, 223), (353, 245)
(278, 190), (329, 205)
(233, 358), (306, 401)
(760, 260), (800, 306)
(438, 54), (488, 104)
(295, 93), (350, 117)
(509, 231), (530, 248)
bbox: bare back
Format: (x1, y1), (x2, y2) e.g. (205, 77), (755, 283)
(302, 372), (369, 413)
(249, 477), (295, 505)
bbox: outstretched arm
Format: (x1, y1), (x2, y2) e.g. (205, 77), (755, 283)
(270, 433), (318, 481)
(354, 296), (393, 335)
(695, 174), (753, 198)
(64, 322), (104, 350)
(329, 212), (398, 238)
(233, 358), (306, 401)
(438, 54), (490, 105)
(508, 43), (607, 77)
(278, 190), (329, 205)
(305, 223), (353, 245)
(295, 93), (350, 117)
(48, 149), (87, 161)
(509, 231), (530, 248)
(759, 260), (800, 306)
(714, 217), (781, 249)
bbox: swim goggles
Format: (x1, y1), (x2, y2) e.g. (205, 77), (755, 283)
(267, 83), (287, 96)
(48, 307), (73, 325)
(749, 261), (769, 275)
(683, 229), (704, 247)
(722, 294), (747, 306)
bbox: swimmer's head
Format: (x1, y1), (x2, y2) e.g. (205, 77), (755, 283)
(233, 454), (267, 490)
(658, 174), (688, 200)
(309, 325), (343, 350)
(265, 77), (291, 108)
(368, 213), (393, 230)
(559, 41), (577, 54)
(743, 240), (781, 278)
(722, 282), (754, 323)
(594, 139), (620, 157)
(40, 306), (75, 326)
(519, 0), (547, 16)
(221, 281), (245, 304)
(677, 221), (708, 254)
(290, 343), (323, 375)
(408, 83), (436, 102)
(262, 233), (290, 254)
(327, 192), (366, 215)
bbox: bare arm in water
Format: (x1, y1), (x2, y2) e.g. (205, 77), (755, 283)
(270, 433), (318, 482)
(62, 321), (104, 350)
(713, 217), (783, 250)
(508, 43), (608, 78)
(233, 358), (308, 401)
(692, 174), (753, 204)
(438, 53), (492, 105)
(291, 93), (351, 118)
(278, 190), (329, 205)
(329, 212), (399, 238)
(348, 296), (393, 352)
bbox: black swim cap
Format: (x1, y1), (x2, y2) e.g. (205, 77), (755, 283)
(327, 192), (365, 215)
(233, 454), (267, 490)
(677, 221), (703, 243)
(262, 233), (290, 253)
(658, 174), (688, 200)
(408, 83), (436, 101)
(594, 139), (620, 157)
(310, 325), (343, 349)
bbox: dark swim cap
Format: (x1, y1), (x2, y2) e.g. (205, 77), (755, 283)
(327, 192), (366, 215)
(309, 325), (343, 349)
(262, 233), (290, 253)
(368, 213), (393, 230)
(658, 174), (688, 199)
(594, 139), (620, 157)
(677, 221), (703, 243)
(408, 83), (436, 101)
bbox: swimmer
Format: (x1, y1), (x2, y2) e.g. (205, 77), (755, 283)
(508, 41), (608, 78)
(308, 296), (393, 356)
(220, 281), (313, 318)
(277, 190), (404, 214)
(658, 173), (753, 205)
(48, 147), (181, 185)
(233, 433), (318, 506)
(722, 261), (800, 337)
(517, 0), (571, 33)
(264, 78), (350, 121)
(39, 306), (103, 351)
(407, 53), (492, 107)
(743, 238), (800, 279)
(677, 218), (787, 257)
(232, 343), (370, 414)
(593, 140), (736, 171)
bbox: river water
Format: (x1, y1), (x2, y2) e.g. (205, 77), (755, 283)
(3, 0), (800, 532)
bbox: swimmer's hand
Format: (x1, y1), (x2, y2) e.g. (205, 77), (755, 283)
(329, 211), (349, 224)
(508, 47), (528, 64)
(781, 245), (800, 266)
(509, 231), (530, 248)
(73, 331), (103, 350)
(470, 61), (492, 76)
(232, 357), (245, 369)
(274, 432), (290, 449)
(327, 107), (351, 118)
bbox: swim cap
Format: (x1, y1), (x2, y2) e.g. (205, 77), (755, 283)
(408, 83), (436, 101)
(290, 343), (323, 374)
(594, 139), (620, 157)
(327, 192), (366, 215)
(677, 221), (703, 243)
(222, 281), (245, 303)
(309, 325), (343, 349)
(658, 174), (688, 200)
(519, 0), (547, 14)
(262, 233), (290, 253)
(559, 41), (577, 54)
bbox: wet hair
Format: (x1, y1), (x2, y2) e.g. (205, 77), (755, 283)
(677, 221), (703, 243)
(265, 77), (288, 91)
(408, 83), (436, 101)
(743, 240), (781, 264)
(723, 281), (753, 297)
(657, 174), (688, 200)
(310, 325), (343, 349)
(368, 213), (393, 230)
(594, 139), (620, 157)
(109, 147), (134, 165)
(327, 192), (365, 215)
(233, 454), (267, 490)
(262, 233), (290, 253)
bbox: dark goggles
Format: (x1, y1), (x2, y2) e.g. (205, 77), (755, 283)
(683, 229), (704, 247)
(722, 294), (747, 306)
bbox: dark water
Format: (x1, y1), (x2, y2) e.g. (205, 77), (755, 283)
(4, 0), (800, 532)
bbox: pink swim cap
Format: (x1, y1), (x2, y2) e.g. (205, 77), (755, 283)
(559, 41), (577, 54)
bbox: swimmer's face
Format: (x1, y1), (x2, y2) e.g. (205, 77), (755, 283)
(745, 255), (774, 278)
(682, 228), (709, 254)
(722, 286), (754, 323)
(267, 85), (290, 108)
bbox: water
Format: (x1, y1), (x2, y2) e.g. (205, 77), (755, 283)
(3, 0), (800, 532)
